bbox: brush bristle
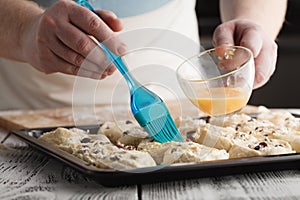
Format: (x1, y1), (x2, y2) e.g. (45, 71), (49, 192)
(144, 114), (184, 143)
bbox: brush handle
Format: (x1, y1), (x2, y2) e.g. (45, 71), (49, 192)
(99, 44), (127, 75)
(103, 47), (141, 92)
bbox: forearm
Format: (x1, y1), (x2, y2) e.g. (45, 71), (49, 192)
(220, 0), (287, 40)
(0, 0), (43, 61)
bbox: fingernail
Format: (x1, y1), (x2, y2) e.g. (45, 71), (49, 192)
(102, 71), (108, 76)
(117, 45), (127, 55)
(110, 12), (118, 19)
(107, 66), (116, 75)
(219, 63), (225, 70)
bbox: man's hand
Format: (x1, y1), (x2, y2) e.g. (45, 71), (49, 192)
(213, 19), (278, 89)
(21, 0), (123, 79)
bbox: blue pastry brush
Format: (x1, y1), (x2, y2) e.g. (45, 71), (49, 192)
(77, 0), (184, 142)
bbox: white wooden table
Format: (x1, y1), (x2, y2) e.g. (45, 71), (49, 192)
(0, 110), (300, 200)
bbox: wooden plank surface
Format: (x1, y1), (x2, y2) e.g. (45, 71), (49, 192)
(141, 171), (300, 200)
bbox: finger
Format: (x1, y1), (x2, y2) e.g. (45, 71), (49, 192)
(80, 42), (114, 73)
(218, 48), (250, 71)
(47, 34), (85, 67)
(44, 48), (99, 78)
(55, 23), (118, 77)
(239, 29), (263, 58)
(56, 22), (98, 56)
(80, 54), (112, 76)
(55, 22), (114, 73)
(68, 4), (126, 55)
(68, 4), (115, 42)
(107, 64), (116, 75)
(48, 49), (106, 79)
(215, 44), (230, 58)
(96, 10), (123, 32)
(58, 16), (125, 62)
(213, 22), (235, 47)
(253, 42), (277, 89)
(269, 41), (278, 76)
(76, 66), (105, 79)
(83, 41), (118, 75)
(43, 49), (80, 75)
(49, 34), (111, 75)
(101, 35), (128, 56)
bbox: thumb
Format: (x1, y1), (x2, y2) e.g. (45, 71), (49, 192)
(213, 23), (235, 47)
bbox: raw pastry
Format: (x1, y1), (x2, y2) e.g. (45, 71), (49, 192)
(174, 116), (206, 141)
(98, 120), (149, 147)
(39, 127), (156, 170)
(206, 113), (300, 153)
(257, 110), (300, 132)
(39, 108), (299, 170)
(138, 141), (229, 164)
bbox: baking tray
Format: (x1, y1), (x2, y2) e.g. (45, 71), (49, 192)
(10, 124), (300, 187)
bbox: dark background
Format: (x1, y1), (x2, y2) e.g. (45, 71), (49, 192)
(195, 0), (300, 108)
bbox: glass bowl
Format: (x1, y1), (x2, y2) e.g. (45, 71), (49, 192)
(176, 45), (255, 116)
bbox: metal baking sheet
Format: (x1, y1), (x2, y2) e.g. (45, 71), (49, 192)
(10, 124), (300, 187)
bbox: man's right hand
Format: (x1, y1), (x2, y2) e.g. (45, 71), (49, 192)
(21, 0), (124, 79)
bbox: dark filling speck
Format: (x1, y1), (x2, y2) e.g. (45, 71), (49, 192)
(254, 145), (260, 150)
(81, 138), (91, 143)
(130, 155), (138, 160)
(206, 116), (211, 122)
(186, 130), (196, 135)
(92, 149), (100, 154)
(171, 148), (177, 153)
(254, 142), (268, 150)
(125, 145), (136, 150)
(110, 156), (120, 161)
(123, 131), (129, 135)
(259, 142), (268, 148)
